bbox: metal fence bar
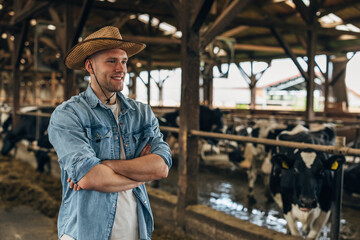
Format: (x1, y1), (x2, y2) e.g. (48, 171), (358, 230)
(159, 126), (360, 156)
(189, 129), (360, 156)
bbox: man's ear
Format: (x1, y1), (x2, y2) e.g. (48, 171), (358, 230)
(84, 58), (94, 74)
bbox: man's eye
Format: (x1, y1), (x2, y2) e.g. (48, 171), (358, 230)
(107, 60), (115, 63)
(122, 61), (127, 64)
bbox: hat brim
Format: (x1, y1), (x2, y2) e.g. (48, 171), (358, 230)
(64, 38), (146, 70)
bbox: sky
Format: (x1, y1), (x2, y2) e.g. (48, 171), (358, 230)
(125, 52), (360, 109)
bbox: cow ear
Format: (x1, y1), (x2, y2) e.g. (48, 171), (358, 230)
(271, 154), (291, 169)
(326, 155), (345, 171)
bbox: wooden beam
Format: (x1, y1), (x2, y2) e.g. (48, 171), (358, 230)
(10, 1), (52, 25)
(221, 25), (248, 38)
(71, 0), (94, 47)
(39, 0), (173, 18)
(201, 0), (250, 48)
(234, 43), (307, 55)
(270, 27), (308, 81)
(166, 0), (180, 21)
(191, 0), (215, 32)
(122, 35), (180, 45)
(232, 17), (360, 36)
(318, 0), (360, 18)
(293, 0), (311, 24)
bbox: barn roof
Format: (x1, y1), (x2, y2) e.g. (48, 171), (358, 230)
(1, 0), (360, 73)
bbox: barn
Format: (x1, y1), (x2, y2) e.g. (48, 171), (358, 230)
(1, 0), (360, 239)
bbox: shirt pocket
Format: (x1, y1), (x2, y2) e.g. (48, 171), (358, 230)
(85, 125), (112, 159)
(131, 125), (154, 156)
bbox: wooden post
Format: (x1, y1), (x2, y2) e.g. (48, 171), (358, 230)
(202, 63), (213, 107)
(177, 0), (200, 228)
(324, 55), (330, 114)
(305, 26), (316, 121)
(51, 72), (56, 105)
(12, 21), (29, 128)
(147, 58), (151, 105)
(63, 3), (76, 100)
(331, 136), (346, 240)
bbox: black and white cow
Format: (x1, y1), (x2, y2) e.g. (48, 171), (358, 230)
(160, 105), (224, 134)
(232, 119), (295, 203)
(343, 163), (360, 196)
(0, 103), (12, 136)
(1, 106), (54, 173)
(270, 124), (345, 239)
(159, 105), (224, 155)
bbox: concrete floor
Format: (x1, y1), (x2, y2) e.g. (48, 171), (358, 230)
(0, 205), (57, 240)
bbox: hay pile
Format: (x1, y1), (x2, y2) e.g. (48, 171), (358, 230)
(0, 156), (61, 219)
(0, 155), (190, 240)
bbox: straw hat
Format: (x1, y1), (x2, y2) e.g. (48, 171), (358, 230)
(64, 26), (146, 69)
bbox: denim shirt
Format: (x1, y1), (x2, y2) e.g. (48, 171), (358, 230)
(48, 86), (172, 240)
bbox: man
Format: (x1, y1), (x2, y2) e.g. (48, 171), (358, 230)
(48, 26), (172, 240)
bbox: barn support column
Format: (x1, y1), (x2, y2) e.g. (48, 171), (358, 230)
(177, 0), (201, 229)
(146, 57), (152, 105)
(293, 0), (322, 120)
(63, 3), (75, 100)
(128, 72), (138, 100)
(305, 24), (316, 121)
(154, 70), (169, 107)
(11, 21), (29, 128)
(201, 62), (213, 107)
(236, 61), (269, 111)
(324, 55), (330, 113)
(328, 56), (349, 112)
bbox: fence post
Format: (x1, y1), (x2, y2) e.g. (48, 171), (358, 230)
(330, 136), (346, 240)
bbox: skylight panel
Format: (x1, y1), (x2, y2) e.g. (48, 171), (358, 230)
(159, 22), (177, 35)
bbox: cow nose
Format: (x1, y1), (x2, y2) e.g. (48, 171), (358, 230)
(299, 196), (317, 209)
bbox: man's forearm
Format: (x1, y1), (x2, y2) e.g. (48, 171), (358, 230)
(102, 154), (168, 182)
(77, 164), (144, 193)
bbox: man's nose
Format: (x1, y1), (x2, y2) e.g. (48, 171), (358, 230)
(115, 62), (125, 72)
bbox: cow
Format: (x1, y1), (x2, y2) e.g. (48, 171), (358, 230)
(230, 119), (295, 204)
(270, 124), (345, 239)
(343, 163), (360, 196)
(0, 103), (12, 136)
(1, 106), (54, 173)
(159, 105), (224, 154)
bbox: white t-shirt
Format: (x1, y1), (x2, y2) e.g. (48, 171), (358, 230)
(108, 99), (139, 240)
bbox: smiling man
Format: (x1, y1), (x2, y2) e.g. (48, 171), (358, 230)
(48, 26), (172, 240)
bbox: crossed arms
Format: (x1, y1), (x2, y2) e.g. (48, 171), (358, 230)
(70, 144), (169, 193)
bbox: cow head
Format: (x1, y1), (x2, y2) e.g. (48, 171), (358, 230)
(271, 152), (345, 213)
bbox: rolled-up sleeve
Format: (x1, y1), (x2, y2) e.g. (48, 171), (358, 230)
(48, 107), (100, 183)
(148, 108), (172, 169)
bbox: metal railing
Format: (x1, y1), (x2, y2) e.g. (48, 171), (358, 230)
(159, 125), (354, 240)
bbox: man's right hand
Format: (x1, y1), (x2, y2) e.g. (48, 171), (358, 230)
(68, 177), (81, 191)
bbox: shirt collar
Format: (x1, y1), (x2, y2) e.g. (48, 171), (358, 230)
(85, 85), (135, 112)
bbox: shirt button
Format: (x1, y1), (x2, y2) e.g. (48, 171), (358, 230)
(119, 122), (123, 126)
(108, 225), (111, 228)
(115, 136), (118, 140)
(125, 144), (128, 147)
(113, 203), (115, 207)
(144, 200), (147, 204)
